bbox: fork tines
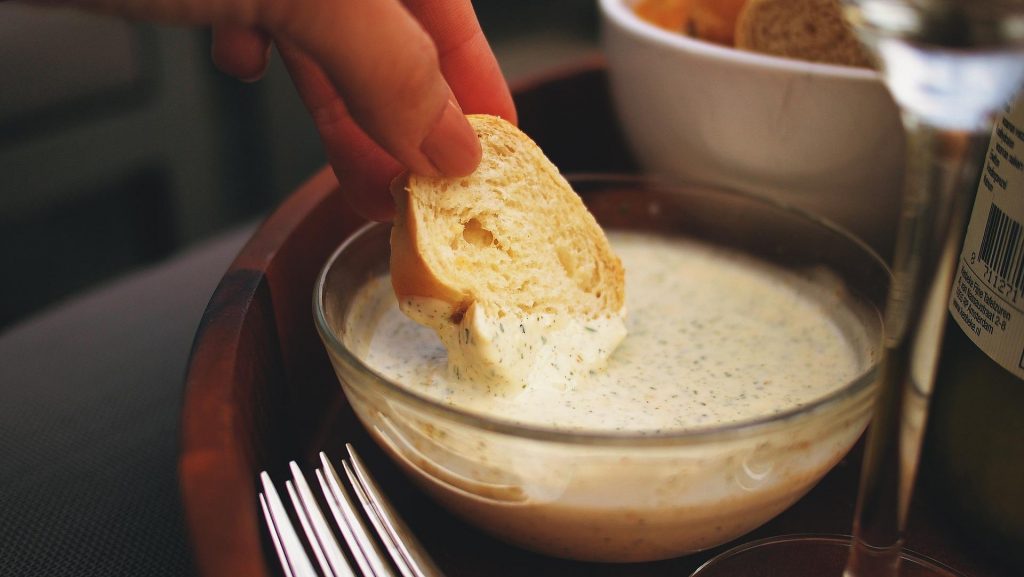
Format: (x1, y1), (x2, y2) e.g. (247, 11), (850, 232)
(259, 444), (443, 577)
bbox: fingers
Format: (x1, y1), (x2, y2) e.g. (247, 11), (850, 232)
(277, 42), (400, 221)
(266, 0), (515, 221)
(266, 0), (480, 178)
(211, 25), (271, 82)
(402, 0), (517, 124)
(75, 0), (514, 219)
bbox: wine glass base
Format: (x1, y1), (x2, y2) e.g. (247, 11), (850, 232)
(690, 535), (965, 577)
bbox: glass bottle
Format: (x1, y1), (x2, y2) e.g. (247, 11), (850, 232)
(923, 93), (1024, 568)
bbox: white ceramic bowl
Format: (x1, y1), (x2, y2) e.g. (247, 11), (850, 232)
(599, 0), (905, 255)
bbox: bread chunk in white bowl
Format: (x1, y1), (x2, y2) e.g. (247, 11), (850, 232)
(599, 0), (905, 257)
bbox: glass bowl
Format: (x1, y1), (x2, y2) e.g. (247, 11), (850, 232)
(313, 175), (889, 562)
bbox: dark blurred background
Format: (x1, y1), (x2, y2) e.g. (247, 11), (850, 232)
(0, 1), (599, 331)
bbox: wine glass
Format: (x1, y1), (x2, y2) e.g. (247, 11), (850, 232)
(691, 2), (1024, 577)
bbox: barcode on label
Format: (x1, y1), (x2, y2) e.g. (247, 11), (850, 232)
(979, 204), (1024, 291)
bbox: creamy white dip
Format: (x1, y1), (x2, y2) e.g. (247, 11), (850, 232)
(398, 297), (627, 393)
(350, 231), (870, 432)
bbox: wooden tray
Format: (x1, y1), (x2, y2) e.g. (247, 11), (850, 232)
(180, 59), (1013, 577)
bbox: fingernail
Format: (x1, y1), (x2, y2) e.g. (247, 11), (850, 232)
(419, 100), (481, 176)
(238, 45), (272, 83)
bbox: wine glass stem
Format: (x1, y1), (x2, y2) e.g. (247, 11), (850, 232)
(844, 118), (990, 577)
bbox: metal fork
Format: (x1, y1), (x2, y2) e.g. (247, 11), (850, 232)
(259, 443), (444, 577)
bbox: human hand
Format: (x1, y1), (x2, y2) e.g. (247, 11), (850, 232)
(69, 0), (517, 220)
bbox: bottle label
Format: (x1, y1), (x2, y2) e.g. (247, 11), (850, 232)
(949, 97), (1024, 380)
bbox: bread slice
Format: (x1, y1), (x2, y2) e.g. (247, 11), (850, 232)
(389, 114), (625, 324)
(735, 0), (872, 68)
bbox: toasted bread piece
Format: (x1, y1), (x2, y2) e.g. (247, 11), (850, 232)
(389, 114), (625, 324)
(735, 0), (872, 68)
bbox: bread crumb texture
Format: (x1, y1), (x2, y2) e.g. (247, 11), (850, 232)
(632, 0), (872, 69)
(390, 114), (625, 322)
(735, 0), (872, 67)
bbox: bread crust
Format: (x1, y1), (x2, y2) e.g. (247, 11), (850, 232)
(389, 114), (624, 321)
(735, 0), (871, 68)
